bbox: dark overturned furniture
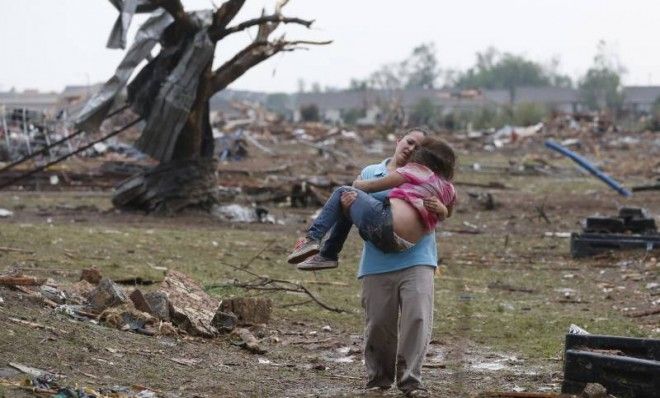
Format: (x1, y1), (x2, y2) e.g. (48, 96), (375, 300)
(571, 233), (660, 258)
(562, 334), (660, 398)
(571, 207), (659, 258)
(585, 207), (657, 234)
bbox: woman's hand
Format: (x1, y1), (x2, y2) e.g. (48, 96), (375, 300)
(423, 197), (449, 220)
(340, 190), (357, 216)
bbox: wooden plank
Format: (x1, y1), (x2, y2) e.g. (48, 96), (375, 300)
(0, 276), (46, 286)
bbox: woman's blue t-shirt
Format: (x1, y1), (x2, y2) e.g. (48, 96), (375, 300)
(357, 159), (438, 278)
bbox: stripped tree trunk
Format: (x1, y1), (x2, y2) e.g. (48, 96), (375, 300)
(112, 55), (218, 213)
(77, 0), (328, 214)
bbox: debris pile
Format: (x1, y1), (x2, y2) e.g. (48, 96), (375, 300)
(571, 207), (659, 258)
(0, 268), (272, 345)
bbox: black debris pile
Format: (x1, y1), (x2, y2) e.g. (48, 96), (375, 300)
(571, 207), (660, 258)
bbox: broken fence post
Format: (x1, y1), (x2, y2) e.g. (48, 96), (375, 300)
(544, 140), (632, 197)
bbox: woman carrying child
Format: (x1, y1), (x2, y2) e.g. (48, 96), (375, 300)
(288, 128), (456, 397)
(287, 135), (456, 269)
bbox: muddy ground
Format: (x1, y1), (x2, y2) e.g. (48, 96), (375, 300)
(0, 132), (659, 397)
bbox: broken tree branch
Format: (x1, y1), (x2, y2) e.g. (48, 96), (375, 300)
(7, 317), (65, 334)
(209, 0), (330, 95)
(211, 263), (348, 313)
(626, 307), (660, 318)
(240, 240), (276, 269)
(211, 0), (245, 34)
(210, 38), (331, 95)
(210, 15), (314, 41)
(279, 299), (313, 308)
(210, 40), (275, 93)
(0, 246), (34, 254)
(0, 276), (46, 286)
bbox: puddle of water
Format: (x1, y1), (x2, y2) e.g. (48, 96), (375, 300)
(471, 362), (506, 371)
(329, 356), (354, 363)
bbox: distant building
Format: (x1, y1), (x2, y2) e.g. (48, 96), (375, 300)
(622, 86), (660, 114)
(2, 83), (659, 126)
(0, 89), (60, 113)
(502, 87), (581, 113)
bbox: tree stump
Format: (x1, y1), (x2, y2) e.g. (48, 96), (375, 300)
(112, 158), (218, 213)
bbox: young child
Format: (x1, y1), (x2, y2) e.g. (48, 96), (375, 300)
(287, 136), (457, 269)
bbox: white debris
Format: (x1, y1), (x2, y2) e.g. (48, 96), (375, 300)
(568, 324), (590, 335)
(544, 231), (572, 238)
(135, 390), (157, 398)
(0, 208), (13, 218)
(93, 142), (108, 154)
(211, 204), (274, 224)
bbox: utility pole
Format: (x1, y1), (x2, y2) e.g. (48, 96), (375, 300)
(22, 108), (32, 156)
(1, 106), (11, 159)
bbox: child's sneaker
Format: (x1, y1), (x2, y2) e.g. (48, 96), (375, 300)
(287, 237), (320, 264)
(297, 254), (338, 271)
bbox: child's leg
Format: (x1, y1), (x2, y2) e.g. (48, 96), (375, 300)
(347, 194), (402, 253)
(290, 186), (355, 265)
(319, 217), (352, 261)
(307, 186), (355, 242)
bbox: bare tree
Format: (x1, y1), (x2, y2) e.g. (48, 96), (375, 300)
(77, 0), (329, 213)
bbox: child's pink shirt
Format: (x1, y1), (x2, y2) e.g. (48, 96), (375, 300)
(389, 162), (457, 231)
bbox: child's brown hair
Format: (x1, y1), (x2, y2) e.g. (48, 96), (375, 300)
(408, 137), (456, 180)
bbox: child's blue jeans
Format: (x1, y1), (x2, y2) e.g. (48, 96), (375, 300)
(307, 186), (403, 259)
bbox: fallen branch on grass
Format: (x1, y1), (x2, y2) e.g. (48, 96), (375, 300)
(209, 263), (348, 314)
(0, 246), (34, 254)
(279, 299), (313, 308)
(0, 275), (46, 286)
(626, 307), (660, 318)
(7, 317), (65, 334)
(230, 239), (277, 270)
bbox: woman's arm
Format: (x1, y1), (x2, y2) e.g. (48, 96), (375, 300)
(352, 172), (406, 193)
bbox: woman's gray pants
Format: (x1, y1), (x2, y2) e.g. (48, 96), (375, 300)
(360, 265), (435, 393)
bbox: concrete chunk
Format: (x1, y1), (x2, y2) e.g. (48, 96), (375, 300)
(211, 309), (238, 332)
(144, 291), (170, 321)
(159, 270), (218, 337)
(220, 297), (272, 325)
(80, 267), (103, 285)
(88, 278), (128, 312)
(129, 289), (152, 314)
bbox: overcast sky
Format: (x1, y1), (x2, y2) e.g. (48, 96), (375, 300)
(2, 0), (659, 93)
